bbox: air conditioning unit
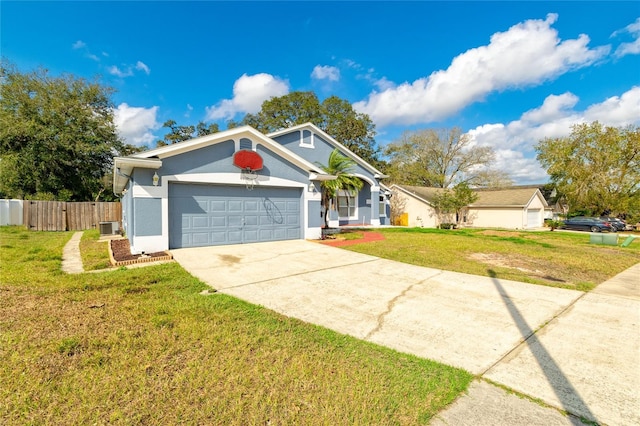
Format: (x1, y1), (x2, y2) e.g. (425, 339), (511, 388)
(99, 221), (120, 236)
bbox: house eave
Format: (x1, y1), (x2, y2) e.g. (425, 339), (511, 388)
(113, 157), (162, 195)
(131, 126), (328, 178)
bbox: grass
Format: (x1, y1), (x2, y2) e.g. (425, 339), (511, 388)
(344, 227), (640, 291)
(79, 229), (111, 270)
(0, 226), (473, 425)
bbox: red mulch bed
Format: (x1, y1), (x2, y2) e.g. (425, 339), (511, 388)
(319, 231), (385, 247)
(110, 238), (171, 263)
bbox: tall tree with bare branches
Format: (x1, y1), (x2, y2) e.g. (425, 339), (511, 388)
(384, 127), (511, 188)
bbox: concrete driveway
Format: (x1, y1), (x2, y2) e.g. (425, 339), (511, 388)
(171, 239), (640, 425)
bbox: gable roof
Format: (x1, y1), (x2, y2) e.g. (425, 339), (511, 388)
(113, 125), (330, 194)
(391, 184), (445, 205)
(268, 123), (388, 178)
(469, 187), (549, 208)
(391, 185), (549, 209)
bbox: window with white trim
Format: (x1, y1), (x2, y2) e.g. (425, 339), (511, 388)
(299, 129), (314, 148)
(379, 195), (386, 217)
(336, 190), (357, 218)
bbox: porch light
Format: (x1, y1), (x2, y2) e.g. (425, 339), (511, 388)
(309, 182), (316, 192)
(152, 172), (159, 186)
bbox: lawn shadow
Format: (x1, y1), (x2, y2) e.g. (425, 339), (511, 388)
(487, 269), (597, 424)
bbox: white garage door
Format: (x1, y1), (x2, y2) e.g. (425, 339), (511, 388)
(526, 209), (542, 228)
(169, 183), (302, 248)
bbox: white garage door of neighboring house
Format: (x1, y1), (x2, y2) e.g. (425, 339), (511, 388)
(169, 183), (302, 248)
(526, 209), (542, 228)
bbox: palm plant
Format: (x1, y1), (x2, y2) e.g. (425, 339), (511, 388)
(317, 148), (363, 228)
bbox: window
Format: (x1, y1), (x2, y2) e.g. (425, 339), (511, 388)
(379, 196), (386, 217)
(336, 190), (357, 218)
(300, 129), (314, 148)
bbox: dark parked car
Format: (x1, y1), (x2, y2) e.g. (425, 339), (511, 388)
(600, 217), (627, 231)
(562, 217), (615, 232)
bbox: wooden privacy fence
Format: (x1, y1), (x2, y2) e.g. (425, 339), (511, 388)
(23, 201), (122, 231)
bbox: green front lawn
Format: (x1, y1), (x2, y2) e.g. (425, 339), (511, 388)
(0, 227), (472, 425)
(345, 228), (640, 291)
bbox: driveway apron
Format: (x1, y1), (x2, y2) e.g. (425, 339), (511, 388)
(171, 240), (639, 425)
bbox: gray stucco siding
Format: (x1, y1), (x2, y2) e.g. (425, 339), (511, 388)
(272, 131), (299, 148)
(308, 200), (322, 228)
(255, 145), (309, 183)
(134, 198), (162, 236)
(273, 132), (377, 183)
(132, 168), (159, 187)
(157, 140), (236, 176)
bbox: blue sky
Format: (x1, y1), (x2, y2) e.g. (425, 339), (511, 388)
(2, 1), (639, 184)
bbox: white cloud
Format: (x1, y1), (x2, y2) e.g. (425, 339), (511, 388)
(113, 103), (161, 146)
(354, 14), (610, 127)
(205, 73), (289, 121)
(373, 76), (395, 91)
(311, 65), (340, 82)
(466, 87), (640, 183)
(135, 61), (150, 75)
(108, 62), (150, 78)
(108, 65), (133, 78)
(72, 40), (100, 61)
(613, 17), (640, 58)
(584, 86), (640, 125)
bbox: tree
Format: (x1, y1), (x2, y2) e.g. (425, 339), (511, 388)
(389, 188), (408, 226)
(384, 127), (511, 188)
(321, 96), (380, 167)
(430, 182), (478, 227)
(241, 91), (381, 166)
(156, 120), (219, 147)
(0, 63), (137, 201)
(316, 148), (364, 227)
(535, 122), (640, 218)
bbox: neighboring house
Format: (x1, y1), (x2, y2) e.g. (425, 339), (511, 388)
(389, 185), (446, 227)
(390, 185), (549, 230)
(113, 123), (389, 254)
(466, 187), (550, 229)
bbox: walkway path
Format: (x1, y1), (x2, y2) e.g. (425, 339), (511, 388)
(319, 231), (385, 247)
(61, 231), (84, 274)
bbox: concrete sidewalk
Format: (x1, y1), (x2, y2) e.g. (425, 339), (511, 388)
(435, 262), (640, 425)
(171, 240), (640, 425)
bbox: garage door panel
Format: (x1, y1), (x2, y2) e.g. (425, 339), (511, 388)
(229, 201), (242, 212)
(286, 214), (299, 226)
(271, 200), (286, 210)
(211, 232), (228, 244)
(196, 200), (208, 212)
(228, 231), (243, 243)
(169, 183), (301, 248)
(211, 200), (226, 211)
(270, 228), (285, 239)
(211, 216), (226, 227)
(228, 216), (242, 227)
(192, 217), (209, 229)
(245, 201), (259, 212)
(244, 230), (259, 242)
